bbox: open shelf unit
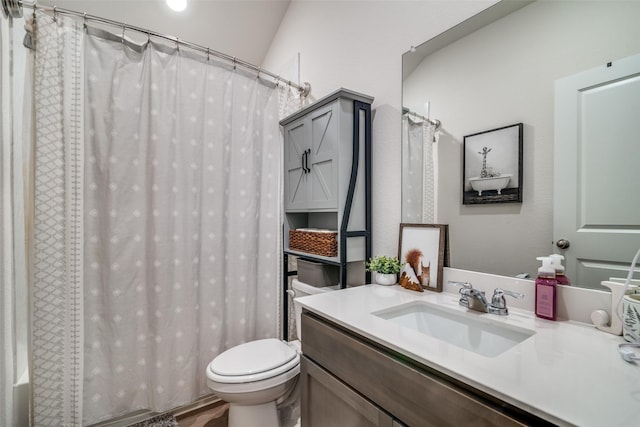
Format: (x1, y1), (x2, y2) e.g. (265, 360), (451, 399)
(281, 88), (373, 339)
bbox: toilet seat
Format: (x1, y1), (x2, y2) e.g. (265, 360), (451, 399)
(207, 338), (300, 384)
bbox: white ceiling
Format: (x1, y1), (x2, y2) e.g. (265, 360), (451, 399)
(37, 0), (292, 66)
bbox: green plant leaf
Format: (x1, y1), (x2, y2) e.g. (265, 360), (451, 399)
(365, 255), (402, 274)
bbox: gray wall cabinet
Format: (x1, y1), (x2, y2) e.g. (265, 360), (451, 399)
(284, 101), (339, 211)
(281, 89), (374, 339)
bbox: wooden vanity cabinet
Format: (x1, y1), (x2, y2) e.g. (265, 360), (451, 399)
(301, 311), (554, 427)
(302, 357), (395, 426)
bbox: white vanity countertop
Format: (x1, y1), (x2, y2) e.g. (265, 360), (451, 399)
(296, 284), (640, 427)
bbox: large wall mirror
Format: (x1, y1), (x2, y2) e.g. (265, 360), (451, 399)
(402, 0), (640, 289)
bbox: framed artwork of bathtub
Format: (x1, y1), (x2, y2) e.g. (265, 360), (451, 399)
(398, 223), (448, 293)
(462, 123), (523, 205)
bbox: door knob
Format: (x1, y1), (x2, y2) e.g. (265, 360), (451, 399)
(556, 239), (570, 249)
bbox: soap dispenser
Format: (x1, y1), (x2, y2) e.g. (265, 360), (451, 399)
(535, 257), (557, 320)
(549, 254), (571, 286)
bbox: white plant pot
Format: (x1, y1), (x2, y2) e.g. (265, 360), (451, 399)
(374, 272), (397, 286)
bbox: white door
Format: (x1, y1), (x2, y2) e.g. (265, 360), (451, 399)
(554, 53), (640, 289)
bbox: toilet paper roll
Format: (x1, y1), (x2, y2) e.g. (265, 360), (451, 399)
(590, 310), (609, 328)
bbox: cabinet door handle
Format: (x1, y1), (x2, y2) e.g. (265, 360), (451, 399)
(301, 150), (307, 174)
(304, 149), (311, 173)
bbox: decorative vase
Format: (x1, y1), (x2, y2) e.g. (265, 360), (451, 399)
(374, 272), (397, 286)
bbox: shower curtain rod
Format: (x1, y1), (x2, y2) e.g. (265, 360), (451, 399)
(402, 107), (441, 130)
(1, 0), (311, 97)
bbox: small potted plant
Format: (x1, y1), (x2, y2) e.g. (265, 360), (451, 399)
(365, 255), (402, 286)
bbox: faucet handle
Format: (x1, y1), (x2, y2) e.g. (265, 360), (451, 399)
(491, 288), (524, 313)
(502, 288), (524, 299)
(450, 281), (473, 308)
(449, 281), (473, 291)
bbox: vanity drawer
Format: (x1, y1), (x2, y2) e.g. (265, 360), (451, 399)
(301, 311), (530, 427)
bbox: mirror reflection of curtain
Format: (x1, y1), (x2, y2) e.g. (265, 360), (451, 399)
(29, 9), (297, 425)
(401, 115), (437, 223)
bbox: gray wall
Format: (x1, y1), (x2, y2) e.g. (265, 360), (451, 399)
(264, 0), (497, 259)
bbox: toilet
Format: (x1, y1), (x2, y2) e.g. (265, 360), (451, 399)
(206, 279), (336, 427)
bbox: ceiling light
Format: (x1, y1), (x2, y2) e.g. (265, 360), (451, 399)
(166, 0), (187, 12)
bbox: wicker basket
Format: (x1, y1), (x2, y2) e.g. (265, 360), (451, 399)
(289, 229), (338, 257)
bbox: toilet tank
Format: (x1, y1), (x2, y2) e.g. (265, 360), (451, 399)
(291, 279), (337, 339)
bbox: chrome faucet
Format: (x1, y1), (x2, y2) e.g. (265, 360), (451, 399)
(455, 282), (489, 312)
(451, 282), (524, 316)
(490, 288), (525, 315)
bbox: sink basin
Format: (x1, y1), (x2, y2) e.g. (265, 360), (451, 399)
(373, 301), (534, 357)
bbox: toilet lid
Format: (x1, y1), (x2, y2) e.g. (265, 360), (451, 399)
(209, 338), (298, 382)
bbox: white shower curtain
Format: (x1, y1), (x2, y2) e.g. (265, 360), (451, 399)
(31, 11), (85, 426)
(30, 10), (293, 425)
(1, 15), (17, 427)
(1, 14), (30, 427)
(401, 115), (438, 223)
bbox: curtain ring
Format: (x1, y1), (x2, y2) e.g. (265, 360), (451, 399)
(176, 37), (180, 52)
(83, 12), (87, 31)
(146, 29), (151, 44)
(257, 67), (262, 79)
(206, 48), (210, 62)
(121, 22), (126, 44)
(52, 6), (57, 22)
(233, 57), (237, 70)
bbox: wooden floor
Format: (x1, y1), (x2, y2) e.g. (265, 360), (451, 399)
(175, 401), (229, 427)
(174, 398), (300, 427)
